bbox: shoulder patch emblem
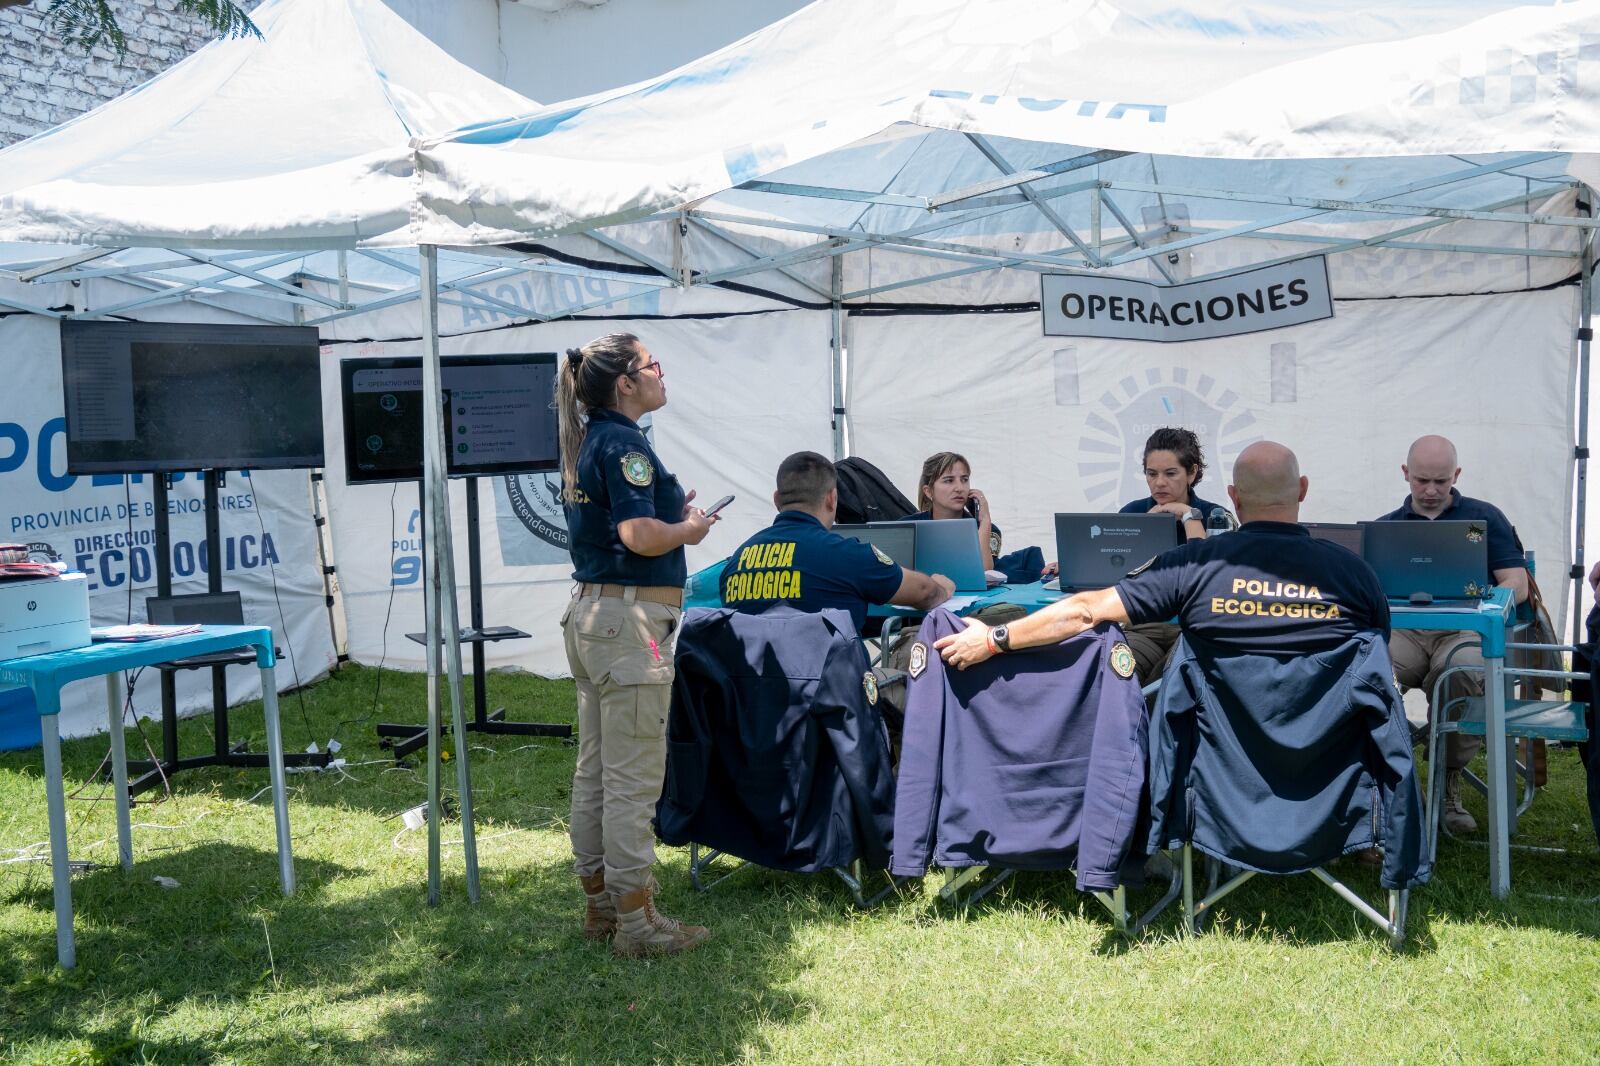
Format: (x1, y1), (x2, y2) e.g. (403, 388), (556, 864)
(989, 530), (1002, 556)
(909, 641), (928, 679)
(862, 671), (879, 706)
(1126, 556), (1156, 578)
(872, 545), (893, 566)
(1110, 641), (1137, 680)
(620, 452), (654, 487)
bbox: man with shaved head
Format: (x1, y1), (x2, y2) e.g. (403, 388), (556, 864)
(936, 441), (1389, 667)
(1375, 435), (1528, 835)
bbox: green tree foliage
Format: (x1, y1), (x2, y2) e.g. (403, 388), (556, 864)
(0, 0), (261, 55)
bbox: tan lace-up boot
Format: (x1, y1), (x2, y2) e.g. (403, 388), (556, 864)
(1442, 770), (1478, 834)
(611, 881), (710, 958)
(580, 871), (617, 940)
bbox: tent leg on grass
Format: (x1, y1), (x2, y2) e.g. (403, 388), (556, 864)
(418, 244), (480, 905)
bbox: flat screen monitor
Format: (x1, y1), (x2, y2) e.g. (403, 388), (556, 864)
(60, 320), (325, 474)
(341, 353), (559, 484)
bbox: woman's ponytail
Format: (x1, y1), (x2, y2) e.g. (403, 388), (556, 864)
(554, 333), (641, 499)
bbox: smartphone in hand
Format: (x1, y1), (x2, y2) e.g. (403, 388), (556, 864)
(704, 494), (735, 518)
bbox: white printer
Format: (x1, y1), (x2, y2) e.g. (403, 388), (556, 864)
(0, 572), (92, 661)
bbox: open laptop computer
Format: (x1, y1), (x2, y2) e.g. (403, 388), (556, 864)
(834, 522), (917, 570)
(870, 516), (988, 592)
(1302, 522), (1363, 553)
(1359, 520), (1490, 604)
(1050, 512), (1180, 591)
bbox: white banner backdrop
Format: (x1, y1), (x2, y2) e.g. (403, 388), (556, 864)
(321, 309), (833, 675)
(0, 313), (338, 738)
(848, 287), (1580, 626)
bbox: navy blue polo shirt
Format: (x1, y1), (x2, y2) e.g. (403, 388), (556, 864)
(1119, 492), (1230, 542)
(1374, 489), (1524, 582)
(721, 511), (904, 634)
(905, 510), (1004, 559)
(564, 407), (686, 587)
(1115, 520), (1390, 654)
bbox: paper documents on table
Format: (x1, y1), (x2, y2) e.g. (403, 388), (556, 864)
(91, 623), (202, 642)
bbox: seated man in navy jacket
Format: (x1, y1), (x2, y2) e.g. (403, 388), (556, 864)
(935, 441), (1389, 667)
(1374, 434), (1528, 835)
(721, 450), (953, 634)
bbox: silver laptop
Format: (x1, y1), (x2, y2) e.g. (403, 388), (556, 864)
(872, 517), (988, 593)
(1359, 520), (1490, 603)
(1053, 512), (1180, 591)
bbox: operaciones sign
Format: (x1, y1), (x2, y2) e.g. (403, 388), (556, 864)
(1041, 257), (1332, 343)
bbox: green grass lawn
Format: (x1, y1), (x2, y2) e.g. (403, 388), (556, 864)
(2, 664), (1599, 1065)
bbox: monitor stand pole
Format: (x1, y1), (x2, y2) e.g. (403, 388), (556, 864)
(124, 470), (330, 801)
(376, 477), (574, 760)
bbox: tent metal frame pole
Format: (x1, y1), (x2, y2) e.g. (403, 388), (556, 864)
(830, 256), (846, 461)
(417, 245), (481, 905)
(1575, 191), (1595, 647)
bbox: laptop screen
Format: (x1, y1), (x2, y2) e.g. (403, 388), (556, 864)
(1054, 512), (1179, 590)
(835, 523), (916, 568)
(1359, 520), (1491, 600)
(1302, 522), (1363, 553)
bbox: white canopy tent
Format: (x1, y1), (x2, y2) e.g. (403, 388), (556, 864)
(4, 0), (1600, 902)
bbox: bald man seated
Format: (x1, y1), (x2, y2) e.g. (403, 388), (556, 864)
(937, 440), (1390, 668)
(1374, 435), (1529, 836)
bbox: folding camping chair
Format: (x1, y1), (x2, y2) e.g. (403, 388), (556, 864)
(1153, 634), (1426, 951)
(927, 679), (1183, 936)
(658, 607), (906, 910)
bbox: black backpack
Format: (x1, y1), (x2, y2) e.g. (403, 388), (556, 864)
(834, 456), (916, 525)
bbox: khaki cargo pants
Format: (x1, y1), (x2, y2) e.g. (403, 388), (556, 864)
(562, 586), (680, 895)
(1391, 627), (1485, 771)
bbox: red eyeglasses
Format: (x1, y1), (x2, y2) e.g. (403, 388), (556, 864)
(626, 359), (664, 379)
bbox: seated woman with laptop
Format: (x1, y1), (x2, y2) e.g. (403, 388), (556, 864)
(904, 451), (1052, 585)
(1117, 427), (1235, 683)
(904, 451), (1003, 572)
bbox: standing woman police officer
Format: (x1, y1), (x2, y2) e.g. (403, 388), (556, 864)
(556, 332), (719, 958)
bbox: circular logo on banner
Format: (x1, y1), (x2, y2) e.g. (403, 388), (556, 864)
(862, 671), (879, 706)
(620, 452), (654, 487)
(1075, 366), (1261, 509)
(1110, 641), (1137, 679)
(504, 473), (570, 550)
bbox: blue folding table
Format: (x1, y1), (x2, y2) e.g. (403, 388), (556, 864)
(0, 625), (294, 969)
(1390, 587), (1518, 898)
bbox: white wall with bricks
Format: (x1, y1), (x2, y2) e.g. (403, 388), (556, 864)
(0, 0), (228, 148)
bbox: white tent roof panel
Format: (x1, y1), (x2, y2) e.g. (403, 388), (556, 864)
(0, 0), (536, 250)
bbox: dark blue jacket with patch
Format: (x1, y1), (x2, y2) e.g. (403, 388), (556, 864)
(1148, 631), (1430, 890)
(891, 609), (1149, 890)
(655, 606), (895, 872)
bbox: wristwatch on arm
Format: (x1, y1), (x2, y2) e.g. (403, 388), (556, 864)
(989, 624), (1012, 654)
(1181, 507), (1203, 524)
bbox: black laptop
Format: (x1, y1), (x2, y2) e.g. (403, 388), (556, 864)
(1051, 512), (1180, 591)
(834, 522), (917, 569)
(1302, 522), (1363, 553)
(1359, 520), (1490, 603)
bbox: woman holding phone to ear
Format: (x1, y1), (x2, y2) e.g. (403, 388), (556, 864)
(906, 451), (1000, 571)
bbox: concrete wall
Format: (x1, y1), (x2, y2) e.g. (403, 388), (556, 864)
(0, 0), (224, 147)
